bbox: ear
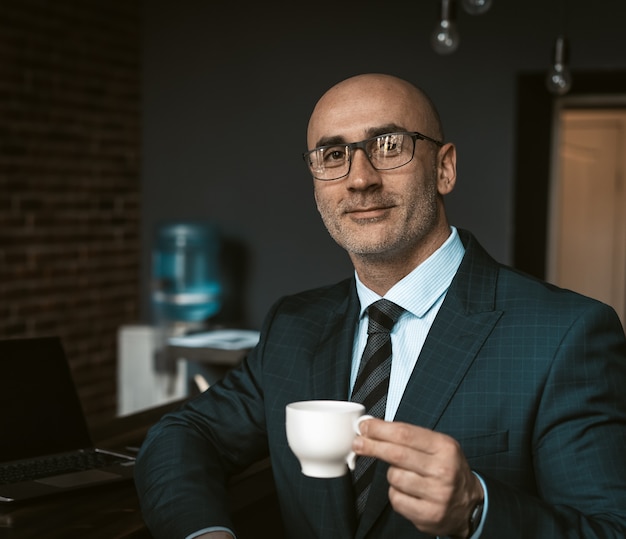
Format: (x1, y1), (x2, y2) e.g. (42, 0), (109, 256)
(436, 142), (457, 195)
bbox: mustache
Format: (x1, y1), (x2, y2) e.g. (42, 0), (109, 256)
(340, 194), (397, 213)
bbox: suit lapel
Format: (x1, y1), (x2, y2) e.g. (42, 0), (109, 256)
(395, 301), (503, 429)
(308, 282), (362, 536)
(311, 283), (361, 401)
(357, 231), (504, 537)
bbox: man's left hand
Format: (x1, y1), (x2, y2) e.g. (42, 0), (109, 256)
(353, 418), (484, 538)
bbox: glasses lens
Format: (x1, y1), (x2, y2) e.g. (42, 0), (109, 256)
(368, 133), (414, 170)
(304, 133), (419, 180)
(306, 145), (349, 180)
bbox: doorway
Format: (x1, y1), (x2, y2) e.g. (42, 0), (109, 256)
(513, 71), (626, 327)
(547, 103), (626, 325)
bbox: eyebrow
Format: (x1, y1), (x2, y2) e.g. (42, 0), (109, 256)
(314, 123), (408, 149)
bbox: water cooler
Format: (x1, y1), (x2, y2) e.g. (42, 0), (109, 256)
(151, 221), (223, 377)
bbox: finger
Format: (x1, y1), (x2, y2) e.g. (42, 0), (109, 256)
(357, 418), (439, 455)
(353, 430), (428, 475)
(387, 463), (451, 501)
(388, 485), (452, 537)
(388, 469), (482, 538)
(354, 425), (468, 487)
(388, 484), (443, 525)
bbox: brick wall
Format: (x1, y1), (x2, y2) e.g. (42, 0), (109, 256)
(0, 0), (141, 426)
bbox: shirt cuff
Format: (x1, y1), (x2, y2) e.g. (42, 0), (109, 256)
(468, 471), (488, 539)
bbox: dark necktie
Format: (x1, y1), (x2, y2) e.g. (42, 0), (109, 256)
(351, 298), (405, 518)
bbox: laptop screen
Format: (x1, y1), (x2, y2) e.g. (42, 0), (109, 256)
(0, 336), (93, 462)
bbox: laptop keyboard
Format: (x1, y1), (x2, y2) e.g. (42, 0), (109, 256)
(0, 450), (129, 485)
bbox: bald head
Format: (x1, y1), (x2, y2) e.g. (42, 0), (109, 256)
(306, 73), (443, 150)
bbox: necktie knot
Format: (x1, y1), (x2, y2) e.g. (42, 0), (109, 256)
(367, 299), (404, 334)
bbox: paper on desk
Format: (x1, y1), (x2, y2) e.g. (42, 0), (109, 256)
(168, 329), (260, 350)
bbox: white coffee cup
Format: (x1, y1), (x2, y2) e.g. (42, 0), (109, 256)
(286, 400), (373, 478)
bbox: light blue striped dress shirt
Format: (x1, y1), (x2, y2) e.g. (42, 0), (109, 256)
(349, 226), (464, 419)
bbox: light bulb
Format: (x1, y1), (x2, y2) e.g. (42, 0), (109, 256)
(462, 0), (493, 15)
(431, 0), (460, 55)
(546, 35), (572, 95)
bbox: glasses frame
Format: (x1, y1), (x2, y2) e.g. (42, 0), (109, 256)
(303, 131), (444, 181)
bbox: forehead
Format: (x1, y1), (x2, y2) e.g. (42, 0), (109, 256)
(307, 77), (427, 147)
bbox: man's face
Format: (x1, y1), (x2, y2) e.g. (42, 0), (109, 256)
(308, 77), (447, 264)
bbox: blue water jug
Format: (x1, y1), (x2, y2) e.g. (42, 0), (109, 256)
(152, 222), (222, 324)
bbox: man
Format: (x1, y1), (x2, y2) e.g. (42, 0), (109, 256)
(134, 73), (626, 539)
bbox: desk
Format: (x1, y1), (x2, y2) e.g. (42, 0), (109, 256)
(0, 401), (281, 539)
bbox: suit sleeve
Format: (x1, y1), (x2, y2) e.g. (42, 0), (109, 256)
(481, 301), (626, 538)
(133, 304), (280, 539)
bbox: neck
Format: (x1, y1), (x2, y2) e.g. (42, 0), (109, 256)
(352, 225), (451, 296)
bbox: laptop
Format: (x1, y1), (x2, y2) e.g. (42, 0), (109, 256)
(0, 336), (136, 503)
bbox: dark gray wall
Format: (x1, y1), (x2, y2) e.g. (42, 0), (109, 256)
(142, 0), (626, 329)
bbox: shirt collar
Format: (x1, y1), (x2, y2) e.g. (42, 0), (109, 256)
(355, 226), (465, 319)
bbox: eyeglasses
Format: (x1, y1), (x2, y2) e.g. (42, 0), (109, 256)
(303, 131), (444, 181)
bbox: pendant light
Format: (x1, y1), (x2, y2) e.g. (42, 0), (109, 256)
(462, 0), (492, 15)
(431, 0), (460, 55)
(546, 35), (572, 95)
(546, 0), (572, 95)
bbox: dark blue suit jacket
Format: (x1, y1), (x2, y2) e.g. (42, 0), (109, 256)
(135, 230), (626, 538)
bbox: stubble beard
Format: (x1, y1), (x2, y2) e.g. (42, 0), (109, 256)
(316, 178), (440, 264)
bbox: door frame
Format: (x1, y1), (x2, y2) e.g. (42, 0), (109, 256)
(512, 70), (626, 279)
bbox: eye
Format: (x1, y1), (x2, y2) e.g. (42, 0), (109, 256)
(322, 146), (348, 167)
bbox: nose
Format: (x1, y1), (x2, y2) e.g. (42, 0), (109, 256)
(345, 148), (382, 191)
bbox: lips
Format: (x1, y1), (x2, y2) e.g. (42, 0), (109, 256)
(345, 205), (393, 219)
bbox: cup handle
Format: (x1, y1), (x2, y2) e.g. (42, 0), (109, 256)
(347, 451), (357, 471)
(355, 414), (375, 435)
(346, 414), (375, 471)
